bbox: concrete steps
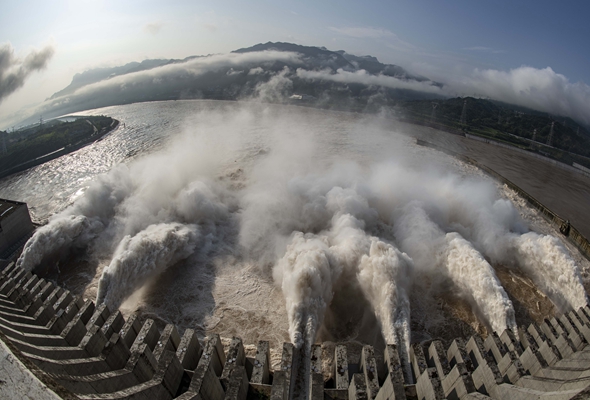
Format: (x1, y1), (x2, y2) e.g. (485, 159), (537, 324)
(2, 263), (590, 399)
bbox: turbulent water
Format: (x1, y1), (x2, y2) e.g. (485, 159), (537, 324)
(3, 100), (589, 374)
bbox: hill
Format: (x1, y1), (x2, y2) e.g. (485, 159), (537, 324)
(42, 42), (441, 113)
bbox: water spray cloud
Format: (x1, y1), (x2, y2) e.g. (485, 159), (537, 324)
(16, 104), (587, 355)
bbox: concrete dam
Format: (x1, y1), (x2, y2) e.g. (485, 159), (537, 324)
(3, 261), (590, 400)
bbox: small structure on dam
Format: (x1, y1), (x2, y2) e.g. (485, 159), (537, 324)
(0, 198), (34, 265)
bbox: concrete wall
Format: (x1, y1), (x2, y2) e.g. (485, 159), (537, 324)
(573, 163), (590, 175)
(0, 335), (61, 400)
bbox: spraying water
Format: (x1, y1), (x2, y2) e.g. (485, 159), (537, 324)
(96, 223), (199, 311)
(275, 232), (337, 349)
(17, 215), (104, 272)
(446, 185), (588, 312)
(14, 103), (588, 363)
(512, 232), (587, 312)
(394, 202), (516, 334)
(357, 239), (412, 378)
(17, 165), (135, 271)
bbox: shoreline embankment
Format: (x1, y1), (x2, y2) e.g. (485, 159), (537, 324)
(0, 119), (120, 181)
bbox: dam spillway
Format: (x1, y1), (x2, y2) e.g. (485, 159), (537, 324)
(2, 261), (590, 399)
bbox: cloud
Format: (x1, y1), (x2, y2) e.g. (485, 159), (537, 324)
(9, 44), (590, 129)
(144, 22), (163, 35)
(0, 42), (54, 104)
(254, 67), (293, 102)
(296, 68), (442, 94)
(67, 51), (301, 96)
(329, 26), (395, 39)
(296, 63), (590, 126)
(226, 68), (243, 76)
(447, 66), (590, 125)
(248, 67), (264, 75)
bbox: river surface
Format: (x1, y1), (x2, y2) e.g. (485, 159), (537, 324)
(2, 100), (588, 362)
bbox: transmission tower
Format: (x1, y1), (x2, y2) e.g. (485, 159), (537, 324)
(39, 115), (44, 127)
(546, 121), (555, 146)
(430, 102), (438, 124)
(460, 99), (467, 125)
(532, 129), (537, 142)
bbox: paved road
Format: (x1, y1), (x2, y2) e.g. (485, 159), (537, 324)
(402, 123), (590, 239)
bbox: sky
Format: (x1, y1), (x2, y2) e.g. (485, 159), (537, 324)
(1, 0), (590, 127)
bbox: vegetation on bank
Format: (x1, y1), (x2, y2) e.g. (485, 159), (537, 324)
(0, 116), (116, 173)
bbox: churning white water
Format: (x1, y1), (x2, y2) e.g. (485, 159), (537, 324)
(97, 222), (200, 311)
(8, 101), (589, 369)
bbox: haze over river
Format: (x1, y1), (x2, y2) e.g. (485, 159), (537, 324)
(2, 100), (589, 367)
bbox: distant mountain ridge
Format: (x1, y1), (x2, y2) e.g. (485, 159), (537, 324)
(235, 41), (432, 81)
(49, 42), (435, 100)
(49, 56), (199, 99)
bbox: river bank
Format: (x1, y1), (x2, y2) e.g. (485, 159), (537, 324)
(0, 119), (120, 180)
